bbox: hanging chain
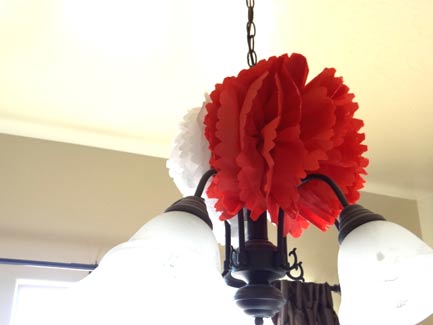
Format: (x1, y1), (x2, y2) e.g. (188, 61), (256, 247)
(246, 0), (257, 67)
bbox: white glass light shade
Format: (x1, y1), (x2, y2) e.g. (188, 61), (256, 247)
(338, 220), (433, 325)
(62, 211), (249, 325)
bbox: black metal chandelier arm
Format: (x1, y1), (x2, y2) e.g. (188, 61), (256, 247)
(194, 169), (217, 197)
(300, 173), (349, 208)
(276, 209), (289, 268)
(223, 221), (232, 271)
(224, 271), (247, 288)
(195, 171), (348, 209)
(222, 220), (247, 288)
(237, 209), (246, 258)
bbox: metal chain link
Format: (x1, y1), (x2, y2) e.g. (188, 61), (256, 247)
(246, 0), (257, 67)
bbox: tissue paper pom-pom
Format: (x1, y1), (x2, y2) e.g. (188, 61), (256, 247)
(167, 99), (211, 196)
(297, 68), (368, 233)
(204, 53), (368, 237)
(167, 98), (230, 244)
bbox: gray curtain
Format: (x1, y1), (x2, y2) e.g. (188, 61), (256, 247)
(272, 281), (340, 325)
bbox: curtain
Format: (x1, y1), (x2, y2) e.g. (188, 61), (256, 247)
(272, 281), (340, 325)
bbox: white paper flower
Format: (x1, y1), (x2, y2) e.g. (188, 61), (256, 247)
(166, 96), (241, 245)
(166, 97), (211, 196)
(166, 96), (245, 246)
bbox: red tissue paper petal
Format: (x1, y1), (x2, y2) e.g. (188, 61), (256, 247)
(204, 53), (368, 237)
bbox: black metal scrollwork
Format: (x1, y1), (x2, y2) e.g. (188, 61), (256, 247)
(286, 248), (305, 282)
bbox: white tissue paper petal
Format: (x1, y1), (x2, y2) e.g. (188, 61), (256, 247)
(167, 99), (211, 196)
(167, 96), (227, 244)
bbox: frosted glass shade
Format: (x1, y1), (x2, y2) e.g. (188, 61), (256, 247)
(338, 220), (433, 325)
(62, 210), (249, 325)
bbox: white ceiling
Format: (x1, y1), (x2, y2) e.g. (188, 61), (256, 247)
(1, 0), (432, 199)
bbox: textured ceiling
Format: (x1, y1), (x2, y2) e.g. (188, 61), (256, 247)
(1, 0), (432, 199)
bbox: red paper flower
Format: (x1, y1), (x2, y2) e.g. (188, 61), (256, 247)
(204, 53), (368, 237)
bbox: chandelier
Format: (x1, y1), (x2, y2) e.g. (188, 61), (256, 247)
(60, 2), (433, 325)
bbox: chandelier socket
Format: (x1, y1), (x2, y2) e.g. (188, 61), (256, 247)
(165, 196), (213, 230)
(338, 204), (385, 244)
